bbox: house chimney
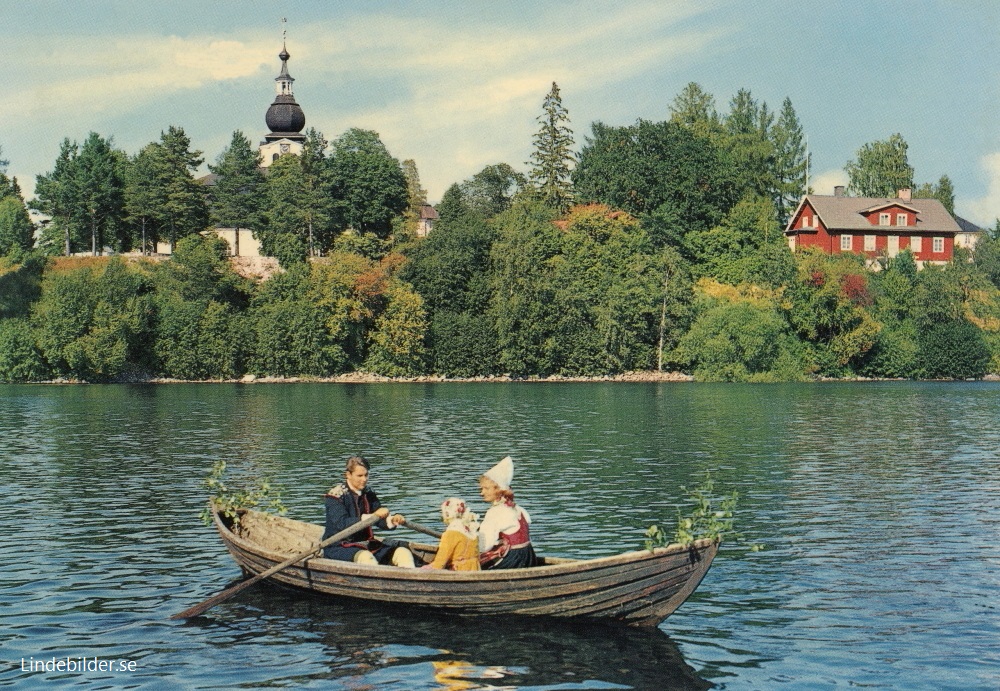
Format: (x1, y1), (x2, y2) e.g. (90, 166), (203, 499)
(834, 185), (845, 197)
(898, 188), (911, 202)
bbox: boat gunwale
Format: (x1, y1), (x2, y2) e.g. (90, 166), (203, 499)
(213, 508), (718, 583)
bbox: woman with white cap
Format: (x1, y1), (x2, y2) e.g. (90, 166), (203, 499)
(477, 456), (536, 569)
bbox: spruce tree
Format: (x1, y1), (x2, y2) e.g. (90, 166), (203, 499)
(771, 97), (808, 223)
(528, 82), (575, 213)
(669, 82), (722, 139)
(724, 89), (777, 202)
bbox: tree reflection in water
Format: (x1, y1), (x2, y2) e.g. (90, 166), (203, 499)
(219, 584), (713, 689)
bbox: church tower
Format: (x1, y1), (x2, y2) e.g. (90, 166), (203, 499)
(259, 33), (306, 167)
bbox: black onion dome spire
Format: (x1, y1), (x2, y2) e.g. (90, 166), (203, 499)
(264, 43), (306, 141)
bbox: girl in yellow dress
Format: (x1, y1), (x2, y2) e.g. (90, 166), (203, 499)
(424, 497), (480, 571)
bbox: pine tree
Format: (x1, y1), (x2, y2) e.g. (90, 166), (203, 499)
(74, 132), (125, 256)
(209, 130), (265, 257)
(33, 139), (81, 255)
(154, 126), (208, 252)
(528, 82), (575, 213)
(771, 97), (808, 223)
(124, 144), (165, 255)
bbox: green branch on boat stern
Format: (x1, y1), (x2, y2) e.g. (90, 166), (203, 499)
(643, 473), (740, 550)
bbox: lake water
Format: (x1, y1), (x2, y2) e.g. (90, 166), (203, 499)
(1, 382), (998, 689)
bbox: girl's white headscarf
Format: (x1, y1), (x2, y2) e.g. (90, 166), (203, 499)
(441, 497), (479, 538)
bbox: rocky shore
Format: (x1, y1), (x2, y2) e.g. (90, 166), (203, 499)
(39, 371), (1000, 385)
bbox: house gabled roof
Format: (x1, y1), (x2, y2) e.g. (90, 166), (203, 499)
(786, 193), (961, 235)
(861, 201), (920, 214)
(954, 215), (984, 235)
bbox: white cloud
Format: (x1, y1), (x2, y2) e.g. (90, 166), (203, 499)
(4, 34), (271, 122)
(5, 2), (730, 202)
(292, 4), (728, 199)
(810, 168), (848, 197)
(960, 152), (1000, 227)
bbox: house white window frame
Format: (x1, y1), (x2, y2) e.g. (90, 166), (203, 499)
(896, 213), (908, 226)
(864, 235), (876, 251)
(802, 215), (811, 228)
(840, 234), (853, 251)
(911, 236), (922, 252)
(933, 237), (944, 253)
(879, 213), (891, 226)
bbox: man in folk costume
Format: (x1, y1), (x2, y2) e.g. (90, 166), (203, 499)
(477, 456), (537, 569)
(322, 456), (415, 567)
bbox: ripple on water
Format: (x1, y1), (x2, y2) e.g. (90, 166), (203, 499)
(2, 382), (1000, 689)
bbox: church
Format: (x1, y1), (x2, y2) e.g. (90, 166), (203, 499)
(200, 41), (308, 258)
(258, 42), (307, 167)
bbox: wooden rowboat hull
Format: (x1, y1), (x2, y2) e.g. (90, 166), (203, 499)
(213, 508), (718, 627)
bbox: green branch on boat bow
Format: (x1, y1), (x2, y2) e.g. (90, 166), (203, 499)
(199, 459), (287, 527)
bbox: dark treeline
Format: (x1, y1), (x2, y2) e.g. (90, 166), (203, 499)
(1, 82), (999, 382)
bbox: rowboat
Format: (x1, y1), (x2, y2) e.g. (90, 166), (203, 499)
(212, 507), (718, 627)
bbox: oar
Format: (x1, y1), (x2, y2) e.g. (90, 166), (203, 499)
(400, 518), (443, 540)
(170, 513), (382, 620)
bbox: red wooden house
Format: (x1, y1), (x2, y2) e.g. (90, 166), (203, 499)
(784, 187), (961, 267)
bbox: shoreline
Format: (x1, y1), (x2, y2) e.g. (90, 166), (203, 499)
(30, 371), (1000, 384)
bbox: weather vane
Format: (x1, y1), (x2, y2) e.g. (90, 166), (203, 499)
(281, 17), (287, 43)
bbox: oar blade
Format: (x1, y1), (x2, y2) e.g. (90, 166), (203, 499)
(170, 512), (382, 620)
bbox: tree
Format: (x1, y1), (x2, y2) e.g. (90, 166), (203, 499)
(528, 82), (575, 213)
(400, 158), (428, 236)
(973, 221), (1000, 290)
(574, 119), (735, 233)
(771, 97), (808, 223)
(33, 139), (81, 256)
(687, 196), (796, 288)
(488, 200), (563, 375)
(459, 163), (527, 219)
(845, 133), (914, 197)
(669, 82), (722, 139)
(0, 197), (35, 256)
(551, 204), (675, 374)
(124, 144), (164, 255)
(672, 290), (806, 382)
(913, 175), (956, 217)
(32, 258), (155, 380)
(400, 184), (498, 375)
(153, 126), (209, 251)
(209, 130), (266, 257)
(723, 89), (776, 202)
(74, 132), (126, 255)
(326, 128), (408, 239)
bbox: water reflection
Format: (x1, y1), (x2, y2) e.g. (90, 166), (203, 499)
(205, 585), (712, 690)
(4, 382), (1000, 688)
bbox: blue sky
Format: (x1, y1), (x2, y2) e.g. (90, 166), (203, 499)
(3, 1), (999, 225)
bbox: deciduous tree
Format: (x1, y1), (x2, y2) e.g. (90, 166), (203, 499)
(845, 133), (914, 197)
(326, 128), (407, 239)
